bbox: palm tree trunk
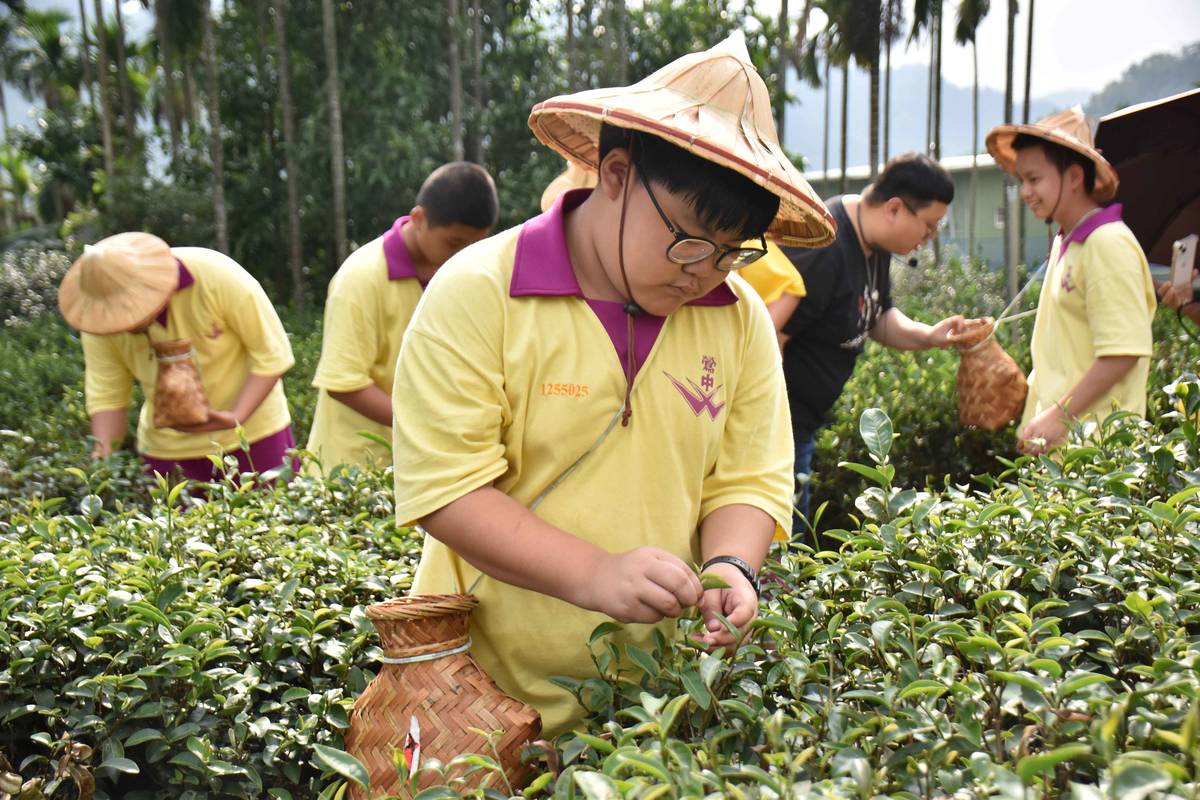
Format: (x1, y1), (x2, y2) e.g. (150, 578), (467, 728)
(321, 0), (347, 265)
(0, 77), (11, 230)
(793, 0), (814, 52)
(868, 5), (880, 180)
(0, 57), (8, 135)
(203, 0), (227, 254)
(467, 0), (483, 161)
(840, 61), (849, 195)
(883, 0), (892, 162)
(968, 39), (978, 262)
(447, 0), (464, 161)
(565, 0), (574, 89)
(76, 0), (97, 119)
(1022, 0), (1034, 124)
(613, 0), (627, 84)
(925, 36), (934, 155)
(91, 0), (116, 187)
(254, 0), (275, 152)
(113, 0), (135, 144)
(822, 53), (830, 180)
(775, 0), (788, 141)
(932, 3), (943, 264)
(1003, 0), (1018, 298)
(183, 63), (198, 135)
(155, 0), (181, 165)
(1019, 0), (1034, 264)
(932, 4), (942, 160)
(580, 0), (595, 87)
(272, 0), (304, 308)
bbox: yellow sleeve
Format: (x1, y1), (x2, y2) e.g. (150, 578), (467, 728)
(312, 269), (379, 393)
(1082, 229), (1154, 358)
(214, 259), (296, 376)
(698, 293), (795, 539)
(82, 332), (134, 415)
(737, 242), (806, 305)
(391, 264), (510, 525)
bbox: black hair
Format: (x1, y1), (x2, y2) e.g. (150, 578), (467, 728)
(1011, 133), (1096, 195)
(597, 123), (780, 239)
(415, 161), (500, 229)
(864, 152), (955, 209)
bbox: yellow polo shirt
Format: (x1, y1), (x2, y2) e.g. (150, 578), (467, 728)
(392, 190), (793, 736)
(82, 247), (294, 460)
(739, 241), (806, 304)
(306, 218), (424, 471)
(1023, 205), (1155, 427)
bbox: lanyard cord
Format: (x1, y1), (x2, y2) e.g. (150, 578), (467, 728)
(461, 155), (641, 595)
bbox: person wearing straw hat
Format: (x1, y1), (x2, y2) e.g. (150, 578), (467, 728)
(775, 153), (968, 530)
(986, 106), (1155, 455)
(305, 162), (498, 472)
(390, 33), (835, 736)
(58, 232), (297, 480)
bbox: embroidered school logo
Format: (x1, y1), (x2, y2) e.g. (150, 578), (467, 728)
(664, 355), (725, 420)
(205, 322), (223, 340)
(1060, 267), (1075, 293)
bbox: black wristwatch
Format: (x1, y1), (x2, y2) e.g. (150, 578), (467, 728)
(701, 555), (760, 597)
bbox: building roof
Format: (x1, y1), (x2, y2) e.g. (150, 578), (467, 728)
(803, 152), (999, 182)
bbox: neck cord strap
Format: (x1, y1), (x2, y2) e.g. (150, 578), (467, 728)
(617, 160), (638, 427)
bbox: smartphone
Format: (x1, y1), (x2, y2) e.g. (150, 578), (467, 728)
(1171, 234), (1198, 290)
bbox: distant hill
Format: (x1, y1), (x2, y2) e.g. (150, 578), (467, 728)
(782, 63), (1090, 172)
(785, 40), (1200, 172)
(1086, 41), (1200, 116)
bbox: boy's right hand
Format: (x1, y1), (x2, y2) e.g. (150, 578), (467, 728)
(586, 547), (703, 624)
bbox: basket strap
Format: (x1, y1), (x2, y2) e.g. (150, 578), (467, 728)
(156, 351), (195, 363)
(462, 401), (628, 595)
(378, 637), (472, 665)
(958, 260), (1049, 354)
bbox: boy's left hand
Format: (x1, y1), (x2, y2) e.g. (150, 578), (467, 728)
(1017, 406), (1068, 455)
(692, 561), (758, 651)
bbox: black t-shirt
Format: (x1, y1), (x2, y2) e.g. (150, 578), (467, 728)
(781, 196), (893, 438)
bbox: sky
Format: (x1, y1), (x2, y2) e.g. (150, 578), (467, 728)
(757, 0), (1200, 97)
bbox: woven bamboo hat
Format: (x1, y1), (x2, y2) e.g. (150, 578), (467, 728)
(540, 159), (598, 212)
(986, 106), (1119, 202)
(58, 232), (178, 335)
(528, 32), (836, 248)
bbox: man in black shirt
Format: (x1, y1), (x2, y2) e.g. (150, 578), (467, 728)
(780, 153), (968, 530)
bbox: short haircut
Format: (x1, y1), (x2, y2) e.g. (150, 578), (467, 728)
(864, 152), (955, 210)
(1011, 133), (1096, 195)
(415, 162), (500, 229)
(597, 123), (780, 240)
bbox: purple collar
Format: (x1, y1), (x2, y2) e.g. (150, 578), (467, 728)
(1060, 203), (1124, 250)
(382, 215), (427, 286)
(510, 188), (738, 307)
(155, 259), (194, 328)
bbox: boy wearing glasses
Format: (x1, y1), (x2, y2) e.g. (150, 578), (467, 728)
(778, 153), (967, 529)
(388, 35), (835, 736)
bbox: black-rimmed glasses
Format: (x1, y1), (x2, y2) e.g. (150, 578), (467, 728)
(636, 167), (768, 272)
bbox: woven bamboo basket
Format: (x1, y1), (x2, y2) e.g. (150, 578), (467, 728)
(946, 317), (1028, 431)
(345, 594), (541, 798)
(152, 339), (210, 428)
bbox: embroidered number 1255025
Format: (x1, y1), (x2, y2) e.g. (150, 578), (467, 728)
(541, 383), (590, 398)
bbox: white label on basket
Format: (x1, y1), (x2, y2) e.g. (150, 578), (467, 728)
(403, 715), (421, 774)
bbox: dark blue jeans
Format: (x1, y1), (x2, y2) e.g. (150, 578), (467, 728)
(793, 434), (816, 535)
